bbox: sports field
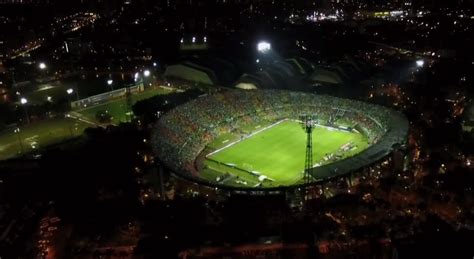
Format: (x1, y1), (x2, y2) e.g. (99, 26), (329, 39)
(76, 87), (173, 124)
(0, 87), (175, 160)
(203, 120), (369, 187)
(0, 118), (90, 160)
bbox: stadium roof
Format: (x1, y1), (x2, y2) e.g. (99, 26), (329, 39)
(164, 64), (215, 85)
(309, 66), (345, 85)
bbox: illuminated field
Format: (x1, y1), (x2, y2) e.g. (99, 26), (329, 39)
(0, 118), (89, 160)
(202, 120), (369, 188)
(76, 87), (173, 124)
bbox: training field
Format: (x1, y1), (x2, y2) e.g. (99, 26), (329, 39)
(76, 87), (173, 124)
(0, 118), (89, 160)
(204, 120), (369, 187)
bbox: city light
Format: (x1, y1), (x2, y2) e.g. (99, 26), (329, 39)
(134, 72), (140, 82)
(20, 97), (28, 104)
(416, 59), (425, 67)
(107, 79), (113, 85)
(38, 62), (47, 70)
(67, 88), (74, 95)
(257, 41), (271, 53)
(143, 70), (151, 77)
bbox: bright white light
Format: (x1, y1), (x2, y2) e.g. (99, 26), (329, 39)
(20, 97), (28, 104)
(39, 62), (46, 70)
(67, 88), (74, 95)
(416, 59), (425, 67)
(153, 62), (157, 67)
(203, 36), (207, 43)
(180, 38), (184, 43)
(257, 41), (271, 53)
(143, 70), (151, 77)
(192, 37), (196, 43)
(47, 96), (52, 102)
(256, 59), (260, 63)
(107, 79), (113, 85)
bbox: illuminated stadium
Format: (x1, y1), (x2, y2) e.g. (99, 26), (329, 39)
(152, 90), (408, 191)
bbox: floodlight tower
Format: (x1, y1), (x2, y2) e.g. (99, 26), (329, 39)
(300, 114), (316, 195)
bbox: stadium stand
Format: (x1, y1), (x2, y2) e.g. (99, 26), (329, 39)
(152, 90), (408, 189)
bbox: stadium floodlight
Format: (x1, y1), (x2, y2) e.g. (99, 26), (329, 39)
(38, 62), (47, 70)
(67, 88), (74, 95)
(416, 59), (424, 67)
(20, 97), (28, 104)
(257, 41), (271, 53)
(143, 70), (151, 77)
(107, 79), (113, 85)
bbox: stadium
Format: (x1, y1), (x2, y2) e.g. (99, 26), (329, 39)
(152, 90), (408, 191)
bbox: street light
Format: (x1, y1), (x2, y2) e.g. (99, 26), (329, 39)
(416, 59), (424, 67)
(14, 128), (24, 154)
(134, 72), (140, 82)
(257, 41), (271, 53)
(143, 70), (151, 77)
(67, 87), (79, 101)
(39, 62), (47, 70)
(20, 97), (30, 124)
(107, 79), (114, 91)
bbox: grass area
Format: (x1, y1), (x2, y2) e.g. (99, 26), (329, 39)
(204, 120), (369, 187)
(77, 87), (172, 124)
(0, 86), (174, 161)
(0, 118), (90, 160)
(25, 84), (69, 104)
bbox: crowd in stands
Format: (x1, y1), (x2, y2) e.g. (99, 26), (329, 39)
(152, 89), (401, 182)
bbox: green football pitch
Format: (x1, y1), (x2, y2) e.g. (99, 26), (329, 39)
(76, 87), (173, 124)
(0, 118), (90, 160)
(203, 120), (369, 187)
